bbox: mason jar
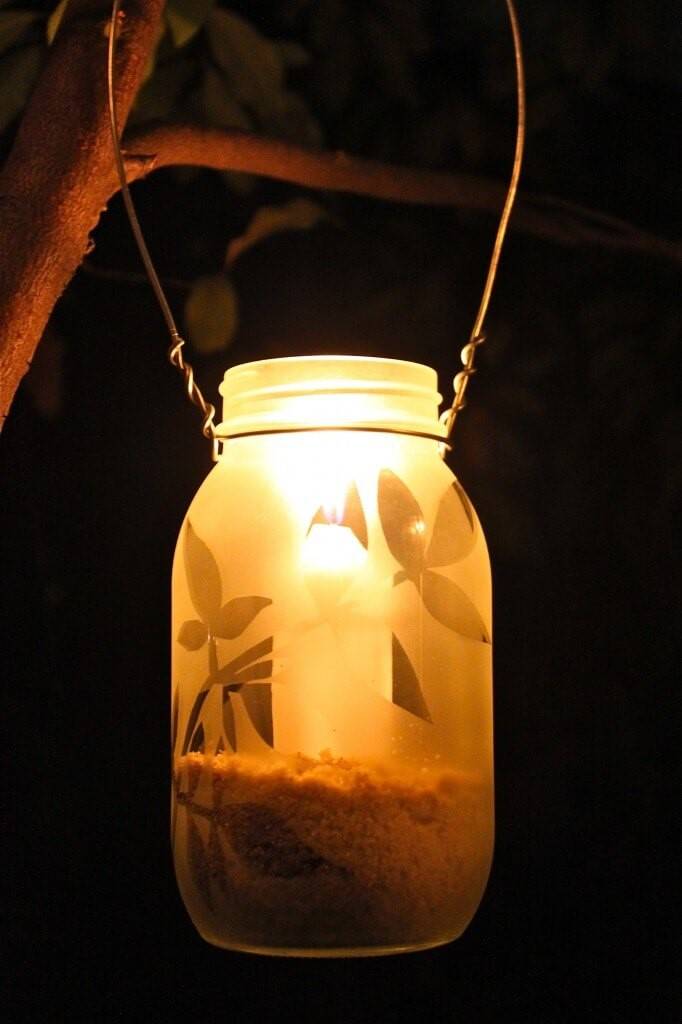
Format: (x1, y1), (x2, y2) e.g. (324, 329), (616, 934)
(171, 356), (493, 956)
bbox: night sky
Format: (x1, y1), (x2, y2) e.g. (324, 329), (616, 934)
(3, 2), (679, 1020)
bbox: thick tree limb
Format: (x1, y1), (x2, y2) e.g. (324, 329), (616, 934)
(0, 0), (166, 422)
(126, 124), (682, 264)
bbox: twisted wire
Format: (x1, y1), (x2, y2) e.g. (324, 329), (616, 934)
(107, 0), (217, 455)
(442, 0), (526, 445)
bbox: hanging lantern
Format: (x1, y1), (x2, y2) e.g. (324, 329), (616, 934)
(105, 0), (525, 961)
(170, 356), (493, 955)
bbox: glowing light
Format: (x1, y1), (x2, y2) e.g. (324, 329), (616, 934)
(301, 523), (367, 573)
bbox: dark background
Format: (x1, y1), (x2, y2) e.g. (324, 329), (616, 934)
(2, 1), (680, 1020)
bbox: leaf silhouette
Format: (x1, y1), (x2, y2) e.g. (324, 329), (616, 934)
(392, 634), (432, 722)
(421, 570), (490, 643)
(177, 619), (209, 651)
(240, 683), (274, 746)
(210, 636), (274, 688)
(453, 479), (475, 530)
(233, 659), (273, 684)
(181, 689), (209, 755)
(184, 521), (222, 624)
(425, 481), (476, 567)
(213, 596), (272, 639)
(377, 469), (427, 576)
(222, 688), (236, 750)
(342, 481), (368, 547)
(394, 569), (408, 586)
(189, 721), (206, 753)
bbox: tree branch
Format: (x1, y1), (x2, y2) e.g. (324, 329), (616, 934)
(125, 124), (682, 265)
(0, 0), (167, 422)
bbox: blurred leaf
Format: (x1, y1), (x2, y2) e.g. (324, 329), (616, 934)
(377, 469), (426, 576)
(130, 55), (194, 124)
(184, 521), (222, 623)
(184, 274), (238, 354)
(361, 10), (416, 105)
(46, 0), (68, 45)
(240, 683), (273, 746)
(425, 481), (476, 567)
(0, 44), (41, 131)
(202, 65), (252, 129)
(0, 10), (38, 53)
(165, 0), (214, 48)
(392, 634), (431, 722)
(275, 39), (310, 68)
(421, 570), (490, 643)
(227, 198), (326, 265)
(213, 596), (272, 639)
(207, 8), (283, 121)
(263, 88), (322, 147)
(177, 618), (209, 651)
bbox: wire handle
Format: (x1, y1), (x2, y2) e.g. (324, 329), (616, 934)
(441, 0), (525, 445)
(107, 0), (218, 458)
(106, 0), (524, 458)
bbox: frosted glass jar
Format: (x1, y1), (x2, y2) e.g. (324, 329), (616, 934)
(171, 356), (493, 957)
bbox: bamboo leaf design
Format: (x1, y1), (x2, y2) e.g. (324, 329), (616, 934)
(189, 721), (206, 753)
(184, 521), (222, 624)
(425, 480), (476, 567)
(181, 689), (209, 755)
(232, 659), (273, 684)
(221, 688), (236, 750)
(421, 570), (490, 643)
(378, 469), (427, 577)
(240, 683), (274, 746)
(210, 636), (274, 688)
(213, 595), (272, 639)
(392, 634), (432, 722)
(177, 619), (209, 651)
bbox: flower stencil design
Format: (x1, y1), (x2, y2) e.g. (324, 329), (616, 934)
(175, 521), (274, 755)
(377, 470), (490, 724)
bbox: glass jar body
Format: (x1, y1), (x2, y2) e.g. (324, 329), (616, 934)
(172, 366), (493, 956)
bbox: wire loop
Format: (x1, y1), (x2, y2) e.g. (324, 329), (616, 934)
(107, 0), (217, 458)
